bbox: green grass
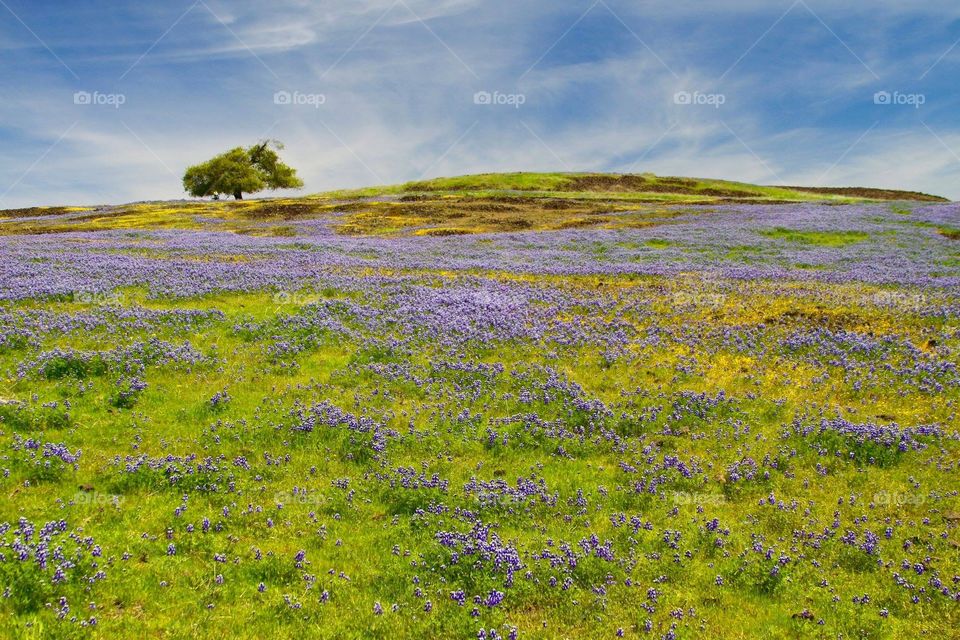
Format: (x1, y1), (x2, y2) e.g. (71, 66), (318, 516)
(1, 268), (958, 639)
(644, 239), (675, 248)
(761, 227), (871, 247)
(0, 172), (957, 638)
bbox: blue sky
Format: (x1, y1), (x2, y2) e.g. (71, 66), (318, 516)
(1, 0), (959, 207)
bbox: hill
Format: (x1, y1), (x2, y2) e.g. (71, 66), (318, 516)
(325, 172), (949, 203)
(0, 172), (949, 237)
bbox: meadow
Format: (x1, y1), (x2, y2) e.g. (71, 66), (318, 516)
(0, 174), (958, 639)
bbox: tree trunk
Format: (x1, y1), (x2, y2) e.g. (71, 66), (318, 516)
(234, 190), (243, 200)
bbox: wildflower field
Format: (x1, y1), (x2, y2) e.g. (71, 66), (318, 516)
(0, 175), (958, 639)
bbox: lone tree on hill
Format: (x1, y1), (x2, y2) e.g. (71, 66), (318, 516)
(182, 140), (304, 200)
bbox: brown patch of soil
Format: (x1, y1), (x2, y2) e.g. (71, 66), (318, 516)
(556, 217), (609, 229)
(421, 228), (472, 236)
(244, 202), (325, 218)
(698, 187), (759, 198)
(461, 203), (522, 213)
(765, 309), (859, 330)
(565, 175), (651, 192)
(0, 206), (78, 219)
(775, 186), (949, 202)
(541, 199), (581, 210)
(477, 217), (533, 230)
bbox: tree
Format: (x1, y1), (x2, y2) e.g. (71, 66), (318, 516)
(182, 140), (304, 200)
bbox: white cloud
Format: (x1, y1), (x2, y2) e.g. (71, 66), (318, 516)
(0, 0), (957, 207)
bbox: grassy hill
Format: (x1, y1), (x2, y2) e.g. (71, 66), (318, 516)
(0, 172), (949, 237)
(320, 172), (948, 202)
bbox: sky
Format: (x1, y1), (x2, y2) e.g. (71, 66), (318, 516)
(1, 0), (959, 207)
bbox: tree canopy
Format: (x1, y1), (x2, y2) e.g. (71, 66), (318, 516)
(182, 141), (304, 199)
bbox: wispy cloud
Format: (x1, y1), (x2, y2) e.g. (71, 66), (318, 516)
(0, 0), (957, 207)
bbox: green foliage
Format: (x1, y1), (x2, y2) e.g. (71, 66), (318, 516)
(0, 401), (70, 431)
(37, 353), (107, 380)
(0, 561), (56, 613)
(182, 140), (304, 199)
